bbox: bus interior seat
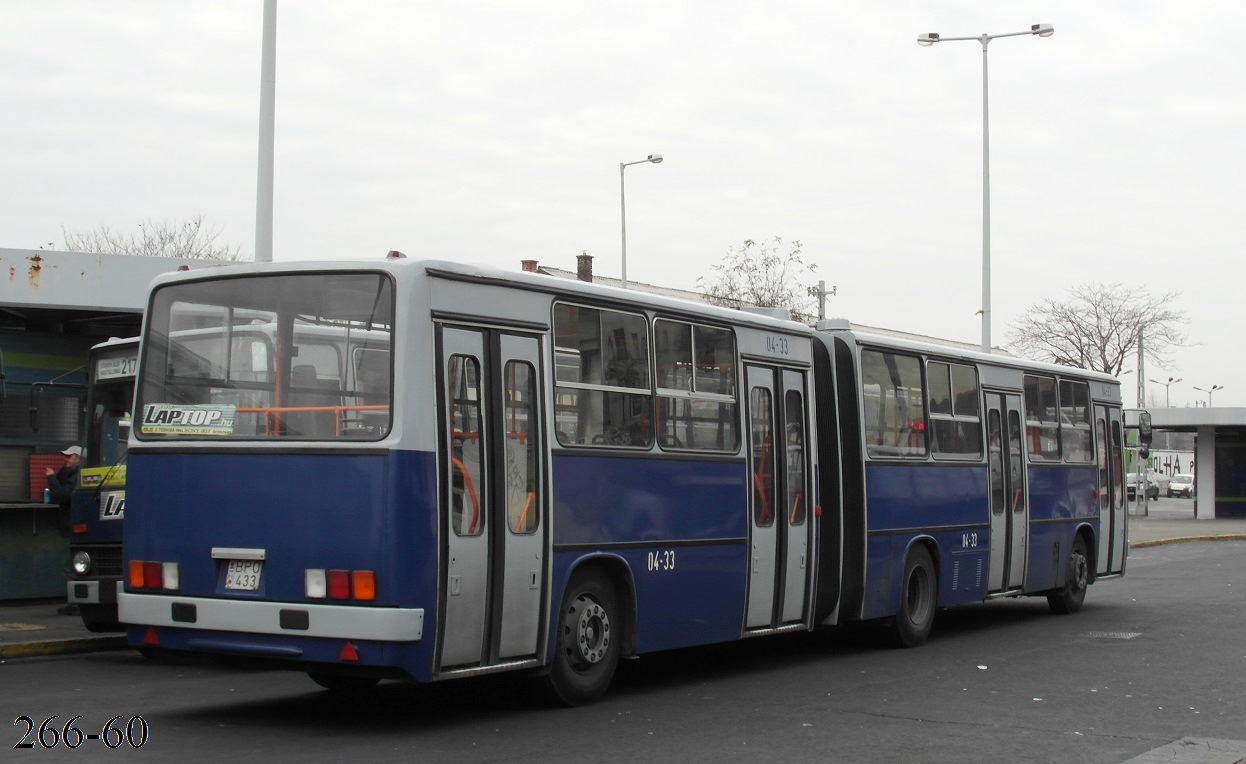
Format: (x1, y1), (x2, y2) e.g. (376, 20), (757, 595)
(288, 364), (339, 436)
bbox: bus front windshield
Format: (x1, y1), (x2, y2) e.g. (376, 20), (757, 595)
(136, 272), (395, 441)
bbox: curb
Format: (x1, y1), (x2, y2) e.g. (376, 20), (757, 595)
(1130, 534), (1246, 549)
(0, 635), (129, 660)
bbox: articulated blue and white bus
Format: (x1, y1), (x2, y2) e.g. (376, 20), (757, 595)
(118, 255), (1128, 704)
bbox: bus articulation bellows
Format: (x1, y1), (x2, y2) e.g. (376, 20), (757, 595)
(118, 256), (1132, 705)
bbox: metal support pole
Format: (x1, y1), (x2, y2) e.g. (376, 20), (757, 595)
(980, 36), (991, 354)
(619, 163), (628, 289)
(254, 0), (277, 263)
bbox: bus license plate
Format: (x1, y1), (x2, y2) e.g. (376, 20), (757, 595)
(225, 560), (263, 591)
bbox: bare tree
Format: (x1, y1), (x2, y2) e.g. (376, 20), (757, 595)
(62, 216), (248, 260)
(697, 237), (816, 320)
(1006, 282), (1189, 376)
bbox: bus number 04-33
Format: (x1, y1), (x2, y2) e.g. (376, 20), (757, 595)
(961, 532), (980, 549)
(647, 550), (676, 572)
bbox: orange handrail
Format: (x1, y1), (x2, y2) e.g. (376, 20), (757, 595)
(513, 491), (536, 533)
(237, 404), (389, 436)
(754, 433), (772, 524)
(789, 492), (804, 524)
(451, 457), (482, 535)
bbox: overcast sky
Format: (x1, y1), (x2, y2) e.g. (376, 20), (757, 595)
(4, 2), (1243, 408)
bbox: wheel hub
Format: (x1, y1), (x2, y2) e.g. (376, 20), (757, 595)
(1071, 551), (1088, 589)
(572, 597), (610, 666)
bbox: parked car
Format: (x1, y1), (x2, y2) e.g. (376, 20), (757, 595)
(1126, 472), (1160, 501)
(1168, 473), (1195, 498)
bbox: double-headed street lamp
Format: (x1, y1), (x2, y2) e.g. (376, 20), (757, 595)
(917, 24), (1054, 353)
(1193, 384), (1224, 407)
(619, 154), (663, 289)
(1148, 376), (1182, 407)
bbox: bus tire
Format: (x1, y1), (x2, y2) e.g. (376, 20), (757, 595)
(544, 573), (621, 706)
(79, 604), (122, 633)
(892, 545), (936, 648)
(307, 672), (381, 693)
(1048, 534), (1089, 615)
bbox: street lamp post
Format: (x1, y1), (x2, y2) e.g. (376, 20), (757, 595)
(1192, 384), (1224, 407)
(917, 24), (1054, 353)
(1148, 376), (1182, 407)
(619, 154), (663, 289)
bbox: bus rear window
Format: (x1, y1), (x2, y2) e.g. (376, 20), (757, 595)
(137, 273), (394, 441)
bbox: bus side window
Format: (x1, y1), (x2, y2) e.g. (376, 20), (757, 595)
(447, 354), (485, 536)
(505, 361), (540, 535)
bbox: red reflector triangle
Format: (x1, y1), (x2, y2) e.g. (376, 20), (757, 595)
(143, 628), (159, 646)
(339, 642), (359, 662)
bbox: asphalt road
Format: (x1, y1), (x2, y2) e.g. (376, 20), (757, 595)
(4, 540), (1244, 763)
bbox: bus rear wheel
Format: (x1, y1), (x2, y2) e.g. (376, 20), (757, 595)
(893, 546), (936, 648)
(544, 573), (621, 706)
(1048, 534), (1089, 615)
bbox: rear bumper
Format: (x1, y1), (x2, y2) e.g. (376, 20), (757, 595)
(118, 588), (424, 642)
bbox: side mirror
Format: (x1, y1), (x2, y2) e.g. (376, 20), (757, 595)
(1138, 411), (1153, 446)
(1138, 446), (1150, 460)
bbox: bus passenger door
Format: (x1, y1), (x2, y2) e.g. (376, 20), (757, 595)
(438, 326), (547, 670)
(1095, 405), (1126, 575)
(986, 392), (1027, 593)
(744, 365), (812, 630)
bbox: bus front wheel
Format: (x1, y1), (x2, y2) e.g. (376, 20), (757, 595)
(545, 573), (621, 706)
(893, 546), (936, 648)
(1048, 535), (1089, 615)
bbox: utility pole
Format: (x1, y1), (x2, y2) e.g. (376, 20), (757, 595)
(809, 280), (837, 321)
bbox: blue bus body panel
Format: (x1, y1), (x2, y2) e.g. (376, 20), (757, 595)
(861, 463), (988, 619)
(551, 454), (748, 544)
(551, 454), (749, 652)
(125, 449), (439, 680)
(1025, 464), (1098, 592)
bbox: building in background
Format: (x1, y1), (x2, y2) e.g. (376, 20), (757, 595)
(0, 248), (204, 599)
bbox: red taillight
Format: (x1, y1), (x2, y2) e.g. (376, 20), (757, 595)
(72, 523), (88, 535)
(143, 561), (163, 589)
(327, 570), (351, 600)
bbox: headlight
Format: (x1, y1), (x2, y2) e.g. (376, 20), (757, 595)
(72, 551), (92, 576)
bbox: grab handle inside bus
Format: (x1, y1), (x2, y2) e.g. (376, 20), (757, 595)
(513, 491), (535, 534)
(451, 457), (481, 534)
